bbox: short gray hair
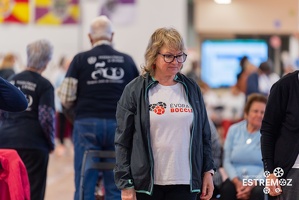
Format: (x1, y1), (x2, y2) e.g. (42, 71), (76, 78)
(89, 15), (114, 40)
(27, 39), (53, 70)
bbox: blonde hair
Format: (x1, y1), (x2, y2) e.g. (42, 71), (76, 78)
(141, 27), (186, 76)
(0, 53), (15, 69)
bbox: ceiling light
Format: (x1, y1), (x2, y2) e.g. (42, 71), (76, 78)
(214, 0), (232, 4)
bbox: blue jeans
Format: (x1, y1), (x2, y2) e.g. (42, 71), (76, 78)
(73, 118), (121, 200)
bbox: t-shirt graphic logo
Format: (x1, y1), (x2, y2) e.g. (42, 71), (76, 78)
(91, 61), (125, 80)
(149, 102), (167, 115)
(87, 56), (97, 65)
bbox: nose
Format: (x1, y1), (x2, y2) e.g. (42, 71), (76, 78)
(171, 57), (179, 64)
(258, 112), (264, 118)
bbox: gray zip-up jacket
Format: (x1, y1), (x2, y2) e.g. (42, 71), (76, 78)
(114, 73), (215, 195)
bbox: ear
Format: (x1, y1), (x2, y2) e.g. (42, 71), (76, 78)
(109, 32), (114, 42)
(88, 34), (93, 45)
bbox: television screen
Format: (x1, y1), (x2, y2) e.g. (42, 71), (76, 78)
(201, 39), (268, 88)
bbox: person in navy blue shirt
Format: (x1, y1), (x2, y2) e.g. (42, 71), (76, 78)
(58, 16), (139, 200)
(0, 39), (55, 200)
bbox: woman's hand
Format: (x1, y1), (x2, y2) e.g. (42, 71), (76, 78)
(200, 172), (214, 200)
(236, 185), (253, 200)
(266, 174), (282, 197)
(121, 188), (137, 200)
(232, 177), (249, 199)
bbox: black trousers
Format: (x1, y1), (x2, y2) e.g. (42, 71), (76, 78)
(220, 179), (266, 200)
(57, 112), (67, 144)
(136, 185), (197, 200)
(17, 149), (49, 200)
(279, 168), (299, 200)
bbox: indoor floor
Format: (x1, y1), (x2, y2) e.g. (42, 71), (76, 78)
(45, 138), (74, 200)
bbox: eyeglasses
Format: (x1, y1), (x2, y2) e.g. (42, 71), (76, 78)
(158, 52), (187, 63)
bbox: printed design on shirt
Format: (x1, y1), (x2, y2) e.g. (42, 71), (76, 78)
(11, 80), (36, 111)
(87, 56), (97, 65)
(15, 80), (37, 91)
(170, 103), (193, 113)
(88, 55), (125, 85)
(149, 102), (167, 115)
(25, 95), (33, 111)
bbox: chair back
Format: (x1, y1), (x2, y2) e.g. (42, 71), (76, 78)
(79, 150), (115, 200)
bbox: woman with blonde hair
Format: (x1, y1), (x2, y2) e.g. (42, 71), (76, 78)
(114, 27), (215, 200)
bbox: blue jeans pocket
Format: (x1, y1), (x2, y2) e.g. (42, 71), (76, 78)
(76, 121), (98, 148)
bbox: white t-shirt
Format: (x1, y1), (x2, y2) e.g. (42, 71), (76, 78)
(220, 90), (245, 121)
(258, 73), (280, 95)
(292, 154), (299, 168)
(148, 83), (193, 185)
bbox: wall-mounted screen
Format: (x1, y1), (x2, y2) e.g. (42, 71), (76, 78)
(201, 39), (268, 88)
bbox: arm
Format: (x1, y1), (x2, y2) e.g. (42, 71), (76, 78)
(208, 117), (223, 189)
(209, 118), (222, 170)
(223, 125), (239, 180)
(0, 77), (27, 112)
(57, 77), (78, 109)
(198, 86), (214, 200)
(114, 85), (136, 190)
(261, 81), (285, 173)
(261, 81), (285, 197)
(223, 128), (247, 198)
(57, 57), (78, 109)
(38, 85), (55, 151)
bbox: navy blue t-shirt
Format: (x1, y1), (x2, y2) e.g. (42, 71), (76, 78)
(0, 70), (55, 152)
(66, 44), (139, 119)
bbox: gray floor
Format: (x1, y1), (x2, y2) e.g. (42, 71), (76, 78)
(45, 139), (74, 200)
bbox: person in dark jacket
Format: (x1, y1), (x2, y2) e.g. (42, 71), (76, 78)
(261, 70), (299, 200)
(58, 15), (139, 200)
(0, 76), (27, 112)
(114, 27), (215, 200)
(246, 61), (279, 97)
(0, 39), (55, 200)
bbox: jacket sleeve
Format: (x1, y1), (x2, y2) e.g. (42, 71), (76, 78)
(38, 85), (55, 151)
(114, 85), (136, 190)
(0, 77), (28, 112)
(261, 80), (286, 173)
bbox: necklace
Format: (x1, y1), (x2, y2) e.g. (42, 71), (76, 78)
(246, 138), (252, 144)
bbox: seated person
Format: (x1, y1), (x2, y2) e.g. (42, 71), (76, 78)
(197, 118), (223, 200)
(220, 93), (267, 200)
(210, 118), (223, 199)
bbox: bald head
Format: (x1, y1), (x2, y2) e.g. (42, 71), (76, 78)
(89, 15), (114, 43)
